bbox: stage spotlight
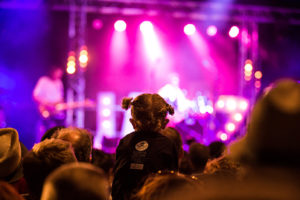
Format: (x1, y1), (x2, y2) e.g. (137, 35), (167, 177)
(220, 133), (228, 141)
(216, 100), (225, 109)
(255, 80), (261, 88)
(114, 20), (127, 32)
(79, 46), (88, 68)
(92, 19), (103, 30)
(206, 25), (217, 36)
(233, 113), (243, 122)
(239, 100), (248, 111)
(226, 99), (237, 111)
(184, 24), (196, 35)
(67, 51), (76, 74)
(102, 97), (111, 105)
(102, 120), (111, 129)
(225, 122), (236, 132)
(102, 108), (111, 117)
(140, 21), (153, 33)
(229, 26), (240, 38)
(254, 71), (262, 79)
(244, 63), (253, 72)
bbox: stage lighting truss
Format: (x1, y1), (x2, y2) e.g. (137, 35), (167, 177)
(36, 0), (300, 25)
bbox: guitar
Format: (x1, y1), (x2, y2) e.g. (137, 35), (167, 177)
(38, 99), (95, 119)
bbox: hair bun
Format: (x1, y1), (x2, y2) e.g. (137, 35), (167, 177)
(122, 97), (133, 110)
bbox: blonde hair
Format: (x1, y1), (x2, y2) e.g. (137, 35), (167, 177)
(122, 93), (174, 131)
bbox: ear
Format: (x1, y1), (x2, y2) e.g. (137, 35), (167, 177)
(130, 118), (137, 130)
(161, 119), (169, 129)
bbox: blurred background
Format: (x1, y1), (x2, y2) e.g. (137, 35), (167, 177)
(0, 0), (300, 150)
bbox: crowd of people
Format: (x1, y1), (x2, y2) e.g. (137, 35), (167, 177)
(0, 78), (300, 200)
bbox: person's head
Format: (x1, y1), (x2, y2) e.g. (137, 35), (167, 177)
(0, 128), (22, 182)
(230, 79), (300, 168)
(49, 67), (63, 80)
(160, 127), (184, 160)
(55, 127), (92, 162)
(122, 93), (174, 132)
(91, 149), (115, 176)
(203, 157), (242, 180)
(41, 163), (109, 200)
(189, 143), (209, 173)
(0, 181), (25, 200)
(135, 173), (199, 200)
(41, 126), (65, 141)
(208, 141), (226, 159)
(23, 138), (77, 200)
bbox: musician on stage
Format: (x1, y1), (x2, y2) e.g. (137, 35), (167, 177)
(33, 67), (65, 139)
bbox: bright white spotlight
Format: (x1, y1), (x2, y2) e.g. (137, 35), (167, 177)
(206, 25), (217, 36)
(233, 113), (243, 122)
(102, 97), (111, 105)
(184, 24), (196, 35)
(226, 99), (237, 111)
(102, 109), (111, 117)
(239, 100), (248, 111)
(114, 20), (127, 32)
(225, 122), (236, 132)
(216, 100), (225, 109)
(102, 120), (111, 129)
(140, 21), (153, 33)
(220, 133), (228, 141)
(229, 26), (240, 38)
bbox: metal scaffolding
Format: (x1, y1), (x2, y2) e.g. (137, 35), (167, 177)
(66, 0), (87, 127)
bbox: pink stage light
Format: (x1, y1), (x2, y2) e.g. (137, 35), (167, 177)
(206, 25), (217, 36)
(229, 26), (240, 38)
(255, 80), (261, 88)
(140, 21), (163, 62)
(92, 19), (103, 30)
(114, 20), (127, 32)
(140, 21), (153, 33)
(225, 122), (236, 132)
(184, 24), (196, 35)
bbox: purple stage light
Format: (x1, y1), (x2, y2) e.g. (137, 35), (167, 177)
(229, 26), (240, 38)
(140, 21), (153, 33)
(184, 24), (196, 35)
(206, 25), (217, 36)
(92, 19), (103, 30)
(114, 20), (127, 32)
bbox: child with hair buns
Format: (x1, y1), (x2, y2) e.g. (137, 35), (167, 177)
(112, 93), (178, 200)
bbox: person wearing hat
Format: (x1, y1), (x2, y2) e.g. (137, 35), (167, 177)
(0, 128), (28, 195)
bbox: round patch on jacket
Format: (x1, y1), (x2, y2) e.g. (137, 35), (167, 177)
(135, 140), (149, 151)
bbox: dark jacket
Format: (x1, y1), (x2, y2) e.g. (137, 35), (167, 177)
(112, 130), (178, 200)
